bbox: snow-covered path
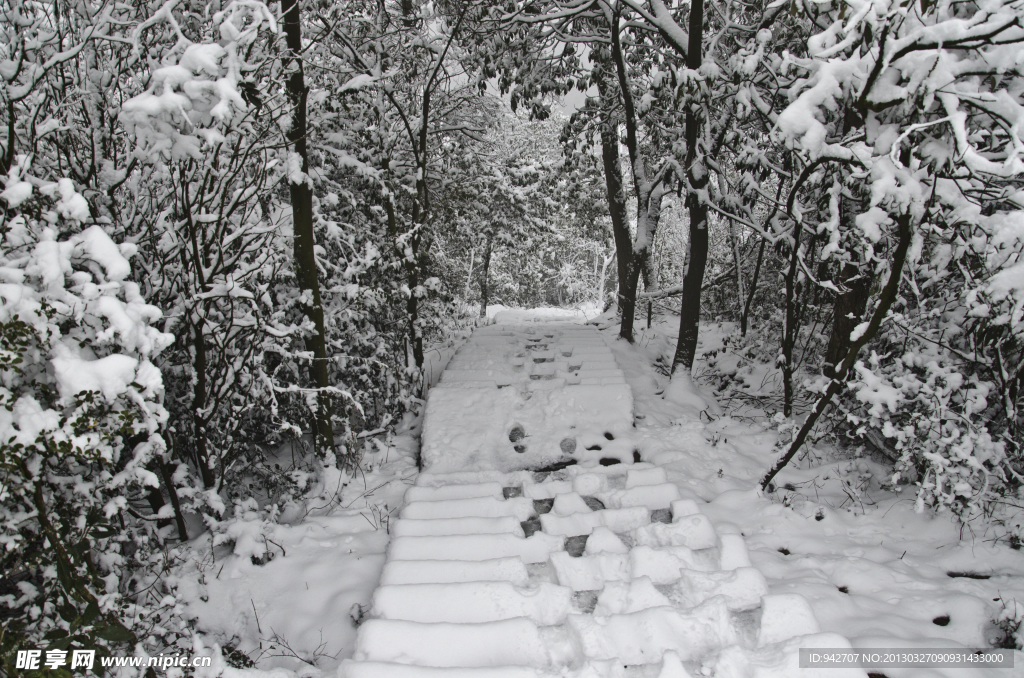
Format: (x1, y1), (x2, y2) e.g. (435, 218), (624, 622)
(341, 323), (866, 677)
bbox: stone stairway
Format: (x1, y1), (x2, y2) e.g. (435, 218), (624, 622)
(341, 323), (864, 678)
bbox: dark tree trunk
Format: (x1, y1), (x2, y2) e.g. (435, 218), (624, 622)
(605, 28), (668, 344)
(406, 265), (423, 367)
(190, 325), (215, 488)
(762, 213), (913, 489)
(672, 197), (709, 373)
(3, 102), (14, 176)
(281, 0), (335, 455)
(641, 262), (653, 329)
(781, 222), (803, 417)
(157, 454), (189, 541)
(824, 264), (872, 378)
(143, 457), (188, 540)
(144, 474), (170, 530)
(671, 0), (709, 374)
(479, 241), (492, 318)
(596, 74), (637, 342)
(741, 236), (766, 336)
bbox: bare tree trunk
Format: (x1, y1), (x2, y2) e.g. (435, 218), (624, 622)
(824, 264), (872, 376)
(479, 240), (492, 318)
(596, 75), (637, 342)
(781, 219), (802, 417)
(190, 325), (215, 488)
(3, 102), (14, 176)
(641, 265), (653, 329)
(464, 248), (475, 300)
(717, 172), (745, 318)
(597, 249), (614, 306)
(159, 454), (189, 540)
(741, 235), (765, 336)
(740, 178), (787, 337)
(762, 213), (913, 489)
(670, 0), (709, 374)
(824, 197), (872, 377)
(605, 24), (668, 344)
(282, 0), (335, 455)
(152, 452), (189, 540)
(729, 219), (745, 317)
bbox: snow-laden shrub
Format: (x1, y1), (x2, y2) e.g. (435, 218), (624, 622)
(0, 160), (185, 666)
(845, 350), (1006, 516)
(755, 0), (1024, 529)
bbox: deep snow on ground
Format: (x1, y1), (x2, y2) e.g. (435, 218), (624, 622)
(182, 308), (1024, 678)
(176, 431), (421, 673)
(488, 303), (603, 324)
(607, 314), (1024, 678)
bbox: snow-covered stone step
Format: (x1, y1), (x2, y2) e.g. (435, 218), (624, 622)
(353, 618), (553, 668)
(433, 380), (498, 389)
(443, 371), (512, 385)
(625, 467), (668, 487)
(550, 551), (630, 591)
(540, 506), (650, 537)
(597, 483), (680, 510)
(465, 337), (517, 345)
(405, 482), (505, 503)
(584, 527), (629, 554)
(567, 598), (737, 664)
(631, 514), (718, 550)
(579, 376), (625, 385)
(569, 473), (611, 495)
(572, 369), (623, 379)
(380, 557), (531, 586)
(389, 532), (564, 563)
(719, 533), (752, 570)
(592, 577), (671, 615)
(523, 480), (573, 499)
(416, 470), (530, 487)
(630, 545), (721, 583)
(671, 499), (701, 517)
(445, 357), (510, 366)
(569, 361), (618, 371)
(549, 492), (593, 516)
(527, 379), (568, 391)
(391, 516), (525, 538)
(402, 496), (535, 521)
(371, 581), (572, 624)
(527, 349), (556, 361)
(530, 363), (557, 376)
(445, 359), (513, 368)
(664, 566), (768, 611)
(757, 593), (821, 645)
(563, 353), (614, 361)
(520, 466), (658, 499)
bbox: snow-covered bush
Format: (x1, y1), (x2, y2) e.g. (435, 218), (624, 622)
(764, 0), (1024, 524)
(845, 350), (1006, 515)
(0, 163), (185, 664)
(122, 0), (315, 500)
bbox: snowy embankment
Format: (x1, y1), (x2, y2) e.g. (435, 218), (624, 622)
(179, 309), (1024, 678)
(611, 316), (1024, 678)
